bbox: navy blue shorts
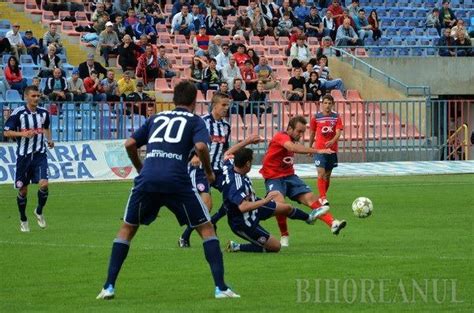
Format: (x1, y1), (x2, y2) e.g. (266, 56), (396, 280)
(123, 187), (210, 227)
(314, 153), (338, 170)
(15, 152), (49, 189)
(264, 175), (311, 201)
(189, 166), (225, 193)
(228, 201), (276, 247)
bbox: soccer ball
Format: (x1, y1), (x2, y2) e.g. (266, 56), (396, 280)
(352, 197), (373, 218)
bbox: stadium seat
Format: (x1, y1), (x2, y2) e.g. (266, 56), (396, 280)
(264, 36), (277, 46)
(6, 89), (22, 102)
(194, 102), (208, 116)
(398, 47), (410, 56)
(20, 54), (35, 67)
(174, 35), (187, 45)
(385, 27), (398, 37)
(229, 114), (245, 141)
(61, 21), (80, 36)
(75, 11), (90, 23)
(24, 0), (42, 15)
(21, 66), (39, 79)
(41, 11), (56, 25)
(400, 27), (412, 36)
(154, 78), (173, 93)
(391, 36), (402, 45)
(394, 19), (406, 27)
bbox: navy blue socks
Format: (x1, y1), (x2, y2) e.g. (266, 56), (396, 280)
(203, 237), (227, 291)
(104, 238), (130, 289)
(17, 194), (27, 222)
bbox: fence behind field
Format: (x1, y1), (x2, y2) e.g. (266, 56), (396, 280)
(1, 99), (472, 162)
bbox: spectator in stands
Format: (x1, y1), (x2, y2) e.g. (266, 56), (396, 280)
(426, 8), (442, 36)
(218, 82), (231, 96)
(305, 6), (324, 39)
(31, 76), (47, 100)
(117, 71), (137, 98)
(113, 0), (131, 17)
(303, 62), (313, 81)
(118, 35), (140, 72)
(353, 9), (373, 44)
(4, 56), (27, 95)
(6, 23), (27, 60)
(171, 5), (194, 36)
(306, 71), (324, 101)
(247, 48), (260, 66)
(450, 19), (469, 40)
(44, 67), (71, 101)
(322, 10), (337, 41)
(214, 0), (236, 17)
(133, 14), (157, 44)
(241, 59), (258, 91)
(275, 12), (293, 37)
(22, 30), (41, 65)
(251, 7), (273, 37)
(286, 27), (303, 56)
(199, 0), (217, 17)
(98, 22), (120, 67)
(287, 67), (306, 101)
(92, 3), (110, 33)
(104, 0), (115, 16)
(229, 34), (244, 53)
(248, 80), (271, 122)
(205, 8), (230, 36)
(254, 56), (280, 91)
(79, 53), (108, 80)
(315, 36), (333, 59)
(222, 56), (244, 90)
(84, 70), (106, 101)
(193, 26), (211, 57)
(439, 0), (457, 29)
(42, 0), (68, 16)
(328, 0), (344, 19)
(203, 58), (222, 91)
(157, 45), (178, 78)
(314, 55), (344, 91)
(127, 81), (155, 116)
(191, 4), (205, 31)
(100, 70), (121, 101)
(336, 8), (355, 30)
(124, 7), (139, 28)
(288, 35), (311, 68)
(247, 0), (257, 20)
(67, 68), (91, 102)
(279, 0), (296, 25)
(43, 24), (63, 54)
(438, 27), (456, 56)
(232, 9), (253, 40)
(135, 34), (150, 54)
(189, 56), (208, 94)
(0, 36), (11, 56)
(259, 0), (280, 28)
(135, 44), (160, 87)
(368, 10), (382, 41)
(347, 0), (360, 18)
(336, 17), (362, 47)
(143, 0), (166, 25)
(454, 32), (472, 56)
(294, 0), (310, 26)
(208, 35), (224, 58)
(216, 43), (231, 71)
(172, 0), (188, 18)
(230, 78), (249, 119)
(39, 45), (62, 78)
(127, 80), (154, 101)
(233, 44), (250, 68)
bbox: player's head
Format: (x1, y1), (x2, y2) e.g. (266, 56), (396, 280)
(24, 85), (41, 108)
(321, 94), (335, 113)
(286, 115), (307, 141)
(211, 92), (230, 120)
(233, 147), (254, 174)
(173, 80), (197, 111)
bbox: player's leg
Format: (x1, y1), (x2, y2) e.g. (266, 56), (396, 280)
(29, 153), (49, 228)
(180, 192), (212, 247)
(227, 224), (279, 253)
(15, 156), (32, 232)
(317, 166), (329, 202)
(265, 178), (290, 243)
(34, 179), (48, 228)
(209, 171), (227, 227)
(273, 201), (324, 224)
(17, 185), (29, 232)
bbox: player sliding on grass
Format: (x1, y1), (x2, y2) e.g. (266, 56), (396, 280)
(260, 115), (346, 247)
(224, 148), (325, 253)
(179, 92), (263, 247)
(96, 81), (239, 300)
(3, 85), (54, 232)
(308, 94), (342, 211)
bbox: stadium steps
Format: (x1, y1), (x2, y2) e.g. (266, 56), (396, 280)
(2, 1), (88, 67)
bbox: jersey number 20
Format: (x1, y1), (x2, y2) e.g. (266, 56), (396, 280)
(149, 116), (187, 143)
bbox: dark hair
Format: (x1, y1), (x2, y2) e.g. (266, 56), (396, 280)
(309, 71), (319, 79)
(173, 81), (197, 106)
(222, 43), (229, 48)
(358, 8), (365, 13)
(211, 92), (230, 107)
(24, 85), (39, 95)
(158, 45), (165, 49)
(432, 8), (439, 12)
(233, 78), (242, 84)
(7, 56), (20, 74)
(321, 94), (335, 104)
(209, 58), (217, 64)
(287, 115), (307, 130)
(233, 148), (253, 168)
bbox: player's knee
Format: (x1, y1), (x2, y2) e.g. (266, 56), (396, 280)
(265, 242), (281, 253)
(19, 187), (28, 197)
(196, 221), (216, 239)
(117, 223), (139, 241)
(39, 181), (48, 191)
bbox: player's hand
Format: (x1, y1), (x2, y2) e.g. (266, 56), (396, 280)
(47, 140), (54, 149)
(190, 155), (201, 167)
(246, 134), (264, 144)
(319, 148), (335, 154)
(265, 190), (281, 202)
(23, 130), (36, 138)
(325, 140), (335, 148)
(206, 172), (216, 184)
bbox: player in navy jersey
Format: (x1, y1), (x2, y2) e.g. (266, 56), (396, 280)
(222, 148), (323, 253)
(3, 85), (54, 232)
(179, 92), (262, 248)
(96, 82), (240, 300)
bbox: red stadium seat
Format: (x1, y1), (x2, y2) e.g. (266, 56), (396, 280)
(154, 78), (173, 93)
(61, 21), (80, 36)
(24, 0), (42, 15)
(41, 11), (57, 25)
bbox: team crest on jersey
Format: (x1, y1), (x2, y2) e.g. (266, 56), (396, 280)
(257, 236), (267, 244)
(16, 180), (23, 188)
(104, 144), (133, 178)
(197, 183), (206, 192)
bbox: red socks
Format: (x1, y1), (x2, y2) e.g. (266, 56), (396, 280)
(319, 213), (335, 227)
(317, 178), (326, 198)
(325, 178), (330, 193)
(276, 215), (289, 236)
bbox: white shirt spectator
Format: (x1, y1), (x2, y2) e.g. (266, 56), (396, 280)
(171, 12), (194, 34)
(215, 51), (231, 71)
(6, 30), (24, 46)
(222, 63), (243, 90)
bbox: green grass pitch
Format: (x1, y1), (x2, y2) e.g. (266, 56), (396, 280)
(0, 174), (472, 312)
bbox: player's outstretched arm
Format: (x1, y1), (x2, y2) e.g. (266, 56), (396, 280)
(224, 134), (264, 158)
(125, 138), (143, 173)
(238, 191), (280, 213)
(3, 130), (36, 139)
(195, 142), (215, 184)
(283, 140), (319, 155)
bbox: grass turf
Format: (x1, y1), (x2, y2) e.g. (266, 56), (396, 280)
(0, 174), (472, 313)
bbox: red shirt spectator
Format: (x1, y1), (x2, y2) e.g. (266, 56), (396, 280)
(5, 64), (24, 84)
(336, 11), (356, 29)
(84, 71), (104, 94)
(233, 44), (250, 68)
(328, 0), (344, 19)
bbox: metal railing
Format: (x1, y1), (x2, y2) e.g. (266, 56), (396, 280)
(1, 100), (472, 162)
(447, 123), (470, 160)
(336, 45), (474, 58)
(330, 47), (431, 97)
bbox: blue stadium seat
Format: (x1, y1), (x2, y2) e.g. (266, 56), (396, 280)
(413, 0), (423, 7)
(402, 9), (414, 17)
(398, 48), (410, 56)
(6, 89), (22, 102)
(20, 55), (35, 67)
(389, 9), (401, 17)
(426, 48), (436, 56)
(2, 54), (12, 65)
(379, 37), (390, 46)
(51, 116), (60, 141)
(0, 19), (11, 29)
(414, 28), (425, 36)
(365, 37), (375, 46)
(385, 27), (398, 36)
(411, 48), (424, 56)
(380, 17), (393, 27)
(21, 66), (39, 79)
(394, 19), (407, 27)
(382, 48), (395, 57)
(420, 38), (431, 46)
(425, 0), (436, 8)
(427, 28), (439, 37)
(408, 19), (420, 27)
(391, 36), (403, 45)
(405, 37), (418, 45)
(400, 27), (412, 36)
(415, 9), (428, 18)
(385, 0), (397, 7)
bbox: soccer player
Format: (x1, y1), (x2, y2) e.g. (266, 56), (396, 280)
(308, 94), (342, 206)
(260, 115), (346, 247)
(179, 92), (262, 247)
(96, 81), (240, 300)
(3, 85), (54, 232)
(223, 148), (324, 253)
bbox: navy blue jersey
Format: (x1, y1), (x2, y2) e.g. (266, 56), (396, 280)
(222, 159), (260, 228)
(202, 114), (230, 171)
(132, 108), (210, 192)
(4, 105), (50, 157)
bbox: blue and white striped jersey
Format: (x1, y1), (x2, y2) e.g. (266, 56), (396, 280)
(4, 105), (50, 157)
(202, 114), (231, 171)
